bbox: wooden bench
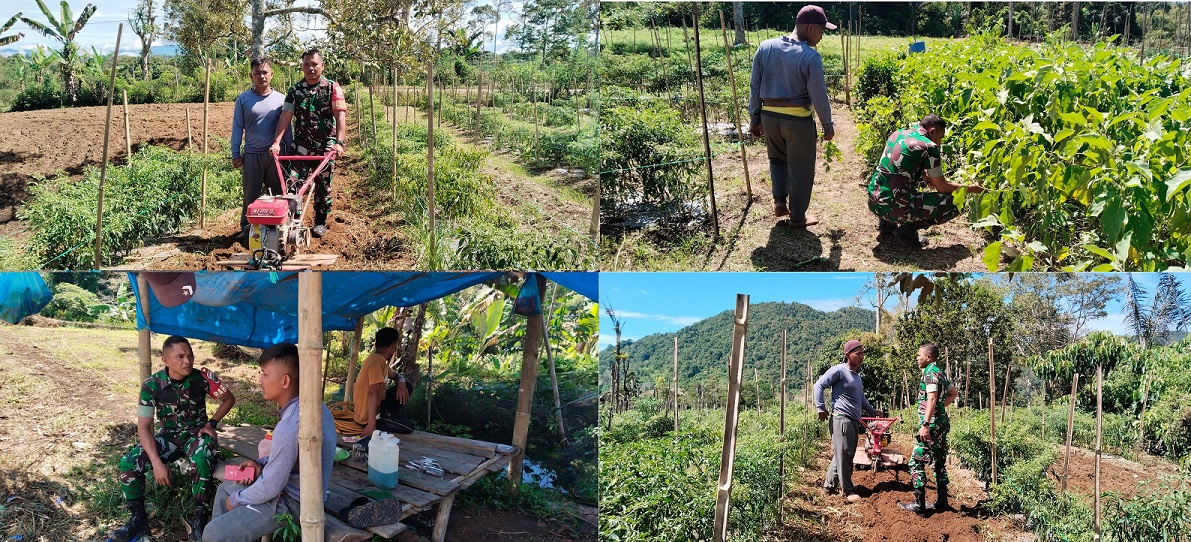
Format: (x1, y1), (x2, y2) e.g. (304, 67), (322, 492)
(216, 425), (518, 542)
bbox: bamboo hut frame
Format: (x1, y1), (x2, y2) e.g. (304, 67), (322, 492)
(131, 271), (570, 540)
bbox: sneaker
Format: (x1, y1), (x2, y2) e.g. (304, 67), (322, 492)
(312, 224), (328, 238)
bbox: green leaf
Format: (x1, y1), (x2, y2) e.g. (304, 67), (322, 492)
(1164, 169), (1191, 201)
(983, 241), (1003, 271)
(972, 121), (999, 131)
(1059, 111), (1086, 125)
(1083, 245), (1116, 262)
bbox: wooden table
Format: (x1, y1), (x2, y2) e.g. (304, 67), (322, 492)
(217, 425), (518, 542)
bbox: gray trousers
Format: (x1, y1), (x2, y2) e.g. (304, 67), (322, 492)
(824, 415), (860, 494)
(240, 153), (285, 230)
(760, 113), (817, 222)
(203, 481), (298, 542)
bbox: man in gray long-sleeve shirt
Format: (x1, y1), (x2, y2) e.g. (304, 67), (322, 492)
(813, 339), (881, 503)
(748, 5), (835, 227)
(204, 344), (336, 542)
(231, 57), (292, 238)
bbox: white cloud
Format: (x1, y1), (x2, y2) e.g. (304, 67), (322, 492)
(618, 311), (703, 327)
(804, 298), (855, 312)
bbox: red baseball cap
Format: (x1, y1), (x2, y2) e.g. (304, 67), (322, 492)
(797, 5), (837, 30)
(843, 339), (863, 356)
(142, 272), (196, 308)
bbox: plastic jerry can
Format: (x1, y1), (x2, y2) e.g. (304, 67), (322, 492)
(368, 430), (401, 489)
(258, 431), (273, 459)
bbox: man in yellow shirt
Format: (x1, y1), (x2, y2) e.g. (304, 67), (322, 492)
(352, 327), (416, 439)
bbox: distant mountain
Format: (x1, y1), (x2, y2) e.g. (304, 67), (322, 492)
(600, 302), (875, 386)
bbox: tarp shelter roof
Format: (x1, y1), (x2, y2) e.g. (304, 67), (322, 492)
(130, 271), (597, 349)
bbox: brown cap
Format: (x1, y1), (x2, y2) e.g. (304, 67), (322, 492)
(843, 339), (863, 356)
(142, 272), (196, 308)
(797, 5), (837, 30)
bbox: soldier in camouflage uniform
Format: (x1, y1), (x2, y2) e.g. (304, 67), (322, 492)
(108, 336), (236, 542)
(867, 114), (983, 249)
(270, 47), (348, 238)
(900, 343), (958, 516)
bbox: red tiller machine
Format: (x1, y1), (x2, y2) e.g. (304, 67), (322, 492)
(220, 151), (339, 270)
(854, 416), (907, 480)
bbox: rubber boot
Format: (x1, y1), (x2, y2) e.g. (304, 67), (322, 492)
(898, 488), (928, 516)
(186, 504), (210, 542)
(878, 218), (897, 234)
(928, 485), (950, 511)
(893, 221), (934, 249)
(107, 499), (149, 542)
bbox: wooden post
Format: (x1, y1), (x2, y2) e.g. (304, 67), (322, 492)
(802, 356), (810, 465)
(509, 275), (546, 487)
(544, 317), (567, 444)
(392, 67), (399, 187)
(137, 273), (152, 381)
(186, 108), (193, 151)
(779, 330), (787, 485)
(713, 294), (749, 542)
(1000, 360), (1011, 423)
(963, 358), (972, 408)
(474, 68), (482, 126)
(719, 10), (751, 200)
(673, 336), (679, 432)
(1138, 375), (1149, 450)
(840, 28), (851, 106)
(988, 336), (997, 486)
(1041, 367), (1047, 440)
(122, 90), (132, 160)
(426, 56), (437, 265)
(1062, 372), (1079, 495)
(94, 23), (123, 269)
(426, 346), (433, 427)
(405, 88), (411, 124)
(297, 271), (326, 541)
(369, 72), (378, 154)
(691, 3), (720, 238)
(1094, 365), (1103, 541)
(200, 58), (211, 230)
(754, 366), (761, 413)
(344, 318), (363, 403)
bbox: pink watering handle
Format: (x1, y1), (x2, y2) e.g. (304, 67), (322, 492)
(271, 151), (337, 199)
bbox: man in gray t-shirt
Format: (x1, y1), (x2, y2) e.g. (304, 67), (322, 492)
(813, 339), (881, 503)
(231, 57), (292, 238)
(748, 5), (835, 227)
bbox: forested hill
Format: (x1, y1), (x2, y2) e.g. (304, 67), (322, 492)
(600, 302), (875, 386)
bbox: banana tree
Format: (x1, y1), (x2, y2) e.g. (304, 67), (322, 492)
(1, 14), (24, 46)
(19, 45), (61, 87)
(20, 0), (97, 103)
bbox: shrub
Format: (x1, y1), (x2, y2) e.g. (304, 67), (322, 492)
(39, 282), (101, 322)
(599, 104), (703, 210)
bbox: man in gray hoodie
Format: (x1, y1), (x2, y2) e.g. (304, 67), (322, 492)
(203, 344), (336, 542)
(748, 5), (836, 227)
(231, 57), (292, 240)
(813, 339), (882, 503)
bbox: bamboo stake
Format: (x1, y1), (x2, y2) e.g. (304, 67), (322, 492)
(122, 90), (132, 160)
(297, 271), (326, 540)
(803, 355), (810, 465)
(426, 54), (437, 265)
(719, 10), (751, 200)
(1061, 372), (1079, 495)
(200, 58), (211, 230)
(964, 358), (972, 408)
(692, 3), (720, 238)
(427, 346), (433, 427)
(1094, 365), (1103, 542)
(509, 275), (546, 487)
(94, 23), (123, 269)
(186, 108), (193, 151)
(544, 317), (567, 444)
(344, 318), (363, 403)
(369, 70), (378, 167)
(405, 88), (410, 124)
(1138, 375), (1149, 450)
(840, 28), (851, 106)
(988, 336), (997, 487)
(713, 294), (749, 542)
(392, 67), (398, 186)
(475, 67), (482, 127)
(673, 336), (679, 432)
(321, 333), (332, 399)
(137, 273), (151, 381)
(1000, 360), (1011, 423)
(779, 330), (787, 490)
(754, 366), (761, 413)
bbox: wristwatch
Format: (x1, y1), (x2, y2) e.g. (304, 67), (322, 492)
(208, 419), (220, 430)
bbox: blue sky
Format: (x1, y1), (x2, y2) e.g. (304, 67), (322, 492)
(597, 273), (1165, 348)
(3, 0), (522, 55)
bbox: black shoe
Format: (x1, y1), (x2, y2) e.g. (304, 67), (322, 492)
(878, 218), (897, 234)
(893, 224), (927, 249)
(928, 486), (950, 511)
(899, 488), (928, 516)
(312, 224), (328, 238)
(107, 499), (149, 542)
(186, 505), (210, 542)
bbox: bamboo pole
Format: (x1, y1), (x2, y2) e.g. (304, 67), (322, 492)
(344, 318), (363, 403)
(297, 271), (326, 540)
(186, 108), (193, 151)
(200, 58), (211, 230)
(719, 10), (751, 200)
(369, 71), (378, 153)
(692, 3), (720, 238)
(544, 317), (567, 444)
(405, 88), (411, 124)
(713, 294), (749, 542)
(426, 54), (437, 265)
(1094, 365), (1103, 542)
(988, 336), (997, 487)
(1138, 375), (1149, 450)
(754, 366), (761, 413)
(673, 336), (679, 432)
(392, 67), (398, 186)
(963, 358), (972, 408)
(840, 28), (851, 106)
(122, 90), (132, 160)
(1041, 367), (1047, 440)
(1062, 372), (1079, 495)
(802, 355), (810, 464)
(779, 331), (787, 486)
(427, 346), (433, 427)
(137, 273), (152, 382)
(509, 275), (546, 487)
(94, 23), (123, 269)
(1000, 360), (1011, 423)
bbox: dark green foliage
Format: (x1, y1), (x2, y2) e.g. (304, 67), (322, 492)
(39, 282), (101, 322)
(599, 103), (703, 210)
(856, 53), (902, 106)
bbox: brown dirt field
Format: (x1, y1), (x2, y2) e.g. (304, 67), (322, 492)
(1050, 446), (1184, 498)
(606, 103), (989, 272)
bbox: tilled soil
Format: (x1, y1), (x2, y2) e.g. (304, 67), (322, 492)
(1051, 446), (1184, 498)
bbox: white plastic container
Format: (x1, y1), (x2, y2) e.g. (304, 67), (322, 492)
(257, 431), (273, 459)
(368, 430), (401, 489)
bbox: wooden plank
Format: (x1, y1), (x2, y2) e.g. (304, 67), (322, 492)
(338, 455), (458, 496)
(399, 431), (515, 458)
(398, 440), (487, 472)
(325, 514), (372, 542)
(334, 463), (439, 509)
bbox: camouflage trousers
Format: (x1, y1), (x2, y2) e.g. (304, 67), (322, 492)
(118, 430), (215, 506)
(291, 140), (334, 225)
(908, 416), (950, 490)
(867, 172), (959, 226)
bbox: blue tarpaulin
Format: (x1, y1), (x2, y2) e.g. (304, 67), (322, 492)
(128, 271), (596, 349)
(0, 272), (52, 324)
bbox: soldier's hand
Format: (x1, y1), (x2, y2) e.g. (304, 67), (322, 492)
(917, 425), (931, 442)
(152, 461), (172, 487)
(199, 423), (219, 446)
(967, 184), (985, 194)
(817, 410), (828, 422)
(749, 123), (763, 137)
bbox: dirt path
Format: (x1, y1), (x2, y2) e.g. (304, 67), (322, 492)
(607, 104), (989, 271)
